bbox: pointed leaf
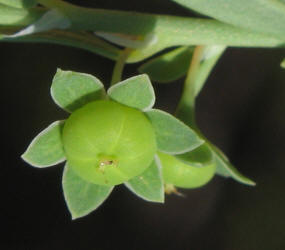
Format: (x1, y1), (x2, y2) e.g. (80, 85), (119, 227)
(107, 74), (155, 111)
(125, 155), (164, 203)
(0, 0), (36, 9)
(138, 46), (193, 83)
(51, 69), (105, 113)
(63, 163), (114, 220)
(211, 144), (255, 186)
(146, 109), (204, 154)
(21, 121), (65, 167)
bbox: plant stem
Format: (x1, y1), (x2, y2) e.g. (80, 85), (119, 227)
(110, 48), (132, 86)
(176, 46), (205, 127)
(176, 45), (226, 127)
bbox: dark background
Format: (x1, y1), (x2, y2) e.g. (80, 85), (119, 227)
(1, 1), (285, 249)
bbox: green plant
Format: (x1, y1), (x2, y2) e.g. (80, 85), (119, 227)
(2, 0), (284, 219)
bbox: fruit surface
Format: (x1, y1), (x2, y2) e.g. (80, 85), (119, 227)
(62, 100), (157, 186)
(158, 152), (216, 188)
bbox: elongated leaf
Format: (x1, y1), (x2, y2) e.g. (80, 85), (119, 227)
(63, 163), (113, 220)
(139, 47), (193, 83)
(125, 155), (164, 203)
(51, 69), (105, 113)
(146, 109), (203, 154)
(211, 144), (255, 186)
(35, 1), (284, 63)
(0, 0), (36, 8)
(171, 0), (285, 39)
(107, 74), (155, 111)
(6, 9), (71, 38)
(21, 121), (65, 167)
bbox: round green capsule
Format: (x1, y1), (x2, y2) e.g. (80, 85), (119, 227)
(158, 151), (216, 188)
(62, 100), (157, 186)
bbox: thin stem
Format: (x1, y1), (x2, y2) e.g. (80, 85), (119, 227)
(176, 46), (205, 127)
(110, 48), (132, 86)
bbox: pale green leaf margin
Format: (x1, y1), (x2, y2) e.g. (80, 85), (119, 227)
(63, 163), (114, 220)
(211, 144), (256, 186)
(125, 155), (164, 203)
(51, 69), (105, 113)
(21, 120), (65, 167)
(146, 109), (204, 154)
(107, 74), (155, 111)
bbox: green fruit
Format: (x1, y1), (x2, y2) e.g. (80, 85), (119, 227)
(158, 151), (216, 188)
(62, 100), (157, 186)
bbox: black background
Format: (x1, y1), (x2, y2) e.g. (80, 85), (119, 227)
(1, 1), (285, 249)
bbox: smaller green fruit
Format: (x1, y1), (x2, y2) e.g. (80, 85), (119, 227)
(62, 100), (157, 186)
(158, 151), (216, 188)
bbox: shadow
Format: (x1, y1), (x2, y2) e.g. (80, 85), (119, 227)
(65, 89), (105, 112)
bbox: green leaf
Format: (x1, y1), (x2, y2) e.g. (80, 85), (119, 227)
(145, 109), (204, 154)
(0, 3), (42, 25)
(51, 69), (105, 113)
(35, 1), (284, 64)
(62, 163), (113, 220)
(0, 28), (121, 60)
(175, 143), (214, 168)
(0, 0), (36, 8)
(171, 0), (285, 40)
(138, 47), (193, 83)
(21, 121), (65, 167)
(125, 155), (164, 203)
(210, 144), (256, 186)
(107, 74), (155, 111)
(6, 9), (71, 38)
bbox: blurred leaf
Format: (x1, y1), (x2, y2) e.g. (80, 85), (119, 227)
(194, 45), (226, 97)
(21, 121), (65, 167)
(281, 58), (285, 69)
(138, 46), (193, 83)
(107, 74), (155, 111)
(0, 3), (42, 25)
(146, 109), (204, 154)
(51, 69), (105, 113)
(125, 155), (164, 203)
(211, 144), (256, 186)
(0, 0), (36, 8)
(171, 0), (285, 39)
(175, 143), (214, 168)
(63, 164), (113, 220)
(0, 28), (120, 60)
